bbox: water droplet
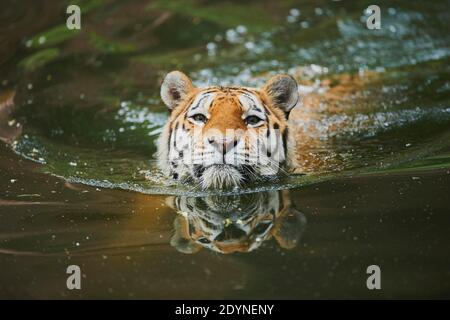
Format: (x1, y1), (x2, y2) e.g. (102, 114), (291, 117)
(315, 8), (323, 15)
(206, 42), (217, 56)
(300, 21), (310, 29)
(388, 7), (397, 15)
(236, 25), (247, 34)
(286, 15), (297, 23)
(289, 8), (300, 17)
(38, 36), (46, 45)
(244, 41), (255, 50)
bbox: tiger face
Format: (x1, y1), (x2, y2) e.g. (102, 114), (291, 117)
(157, 71), (300, 189)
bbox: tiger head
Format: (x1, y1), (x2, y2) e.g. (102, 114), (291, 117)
(168, 190), (307, 254)
(157, 71), (300, 189)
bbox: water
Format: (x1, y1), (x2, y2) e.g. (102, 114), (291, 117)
(0, 0), (449, 298)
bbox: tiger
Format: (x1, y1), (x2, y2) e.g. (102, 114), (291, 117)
(167, 190), (307, 254)
(157, 71), (300, 189)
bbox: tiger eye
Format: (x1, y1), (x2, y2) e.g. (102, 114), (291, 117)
(245, 115), (262, 126)
(192, 114), (207, 123)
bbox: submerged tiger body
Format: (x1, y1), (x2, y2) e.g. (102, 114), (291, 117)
(157, 71), (300, 189)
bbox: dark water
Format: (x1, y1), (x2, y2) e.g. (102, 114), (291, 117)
(0, 0), (449, 298)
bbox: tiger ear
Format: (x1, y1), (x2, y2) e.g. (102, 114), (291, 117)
(272, 206), (307, 249)
(262, 74), (299, 116)
(160, 71), (194, 110)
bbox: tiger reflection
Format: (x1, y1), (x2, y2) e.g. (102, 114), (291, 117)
(166, 190), (306, 254)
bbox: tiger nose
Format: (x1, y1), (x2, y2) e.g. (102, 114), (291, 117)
(208, 136), (236, 153)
